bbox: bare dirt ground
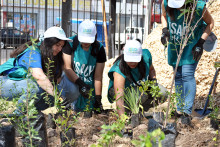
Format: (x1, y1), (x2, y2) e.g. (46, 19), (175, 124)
(2, 1), (220, 147)
(42, 1), (220, 146)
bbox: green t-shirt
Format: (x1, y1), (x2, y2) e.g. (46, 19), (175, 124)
(164, 0), (206, 66)
(107, 49), (152, 103)
(68, 36), (104, 110)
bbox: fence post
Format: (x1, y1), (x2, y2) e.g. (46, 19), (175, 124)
(144, 0), (152, 39)
(62, 0), (72, 37)
(109, 0), (116, 59)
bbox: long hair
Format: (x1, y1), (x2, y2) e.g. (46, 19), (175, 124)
(114, 54), (146, 82)
(40, 37), (65, 83)
(10, 40), (38, 58)
(167, 1), (195, 21)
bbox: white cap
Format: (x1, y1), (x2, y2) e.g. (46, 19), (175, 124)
(78, 20), (97, 43)
(124, 40), (142, 62)
(44, 26), (72, 42)
(168, 0), (185, 8)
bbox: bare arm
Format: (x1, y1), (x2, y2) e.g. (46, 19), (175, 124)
(149, 64), (156, 79)
(201, 7), (214, 40)
(161, 0), (168, 28)
(113, 72), (126, 116)
(94, 62), (105, 95)
(62, 53), (79, 82)
(31, 68), (55, 96)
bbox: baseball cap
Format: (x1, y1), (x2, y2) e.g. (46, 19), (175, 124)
(124, 40), (142, 62)
(78, 20), (97, 43)
(203, 32), (218, 52)
(168, 0), (185, 8)
(44, 26), (72, 42)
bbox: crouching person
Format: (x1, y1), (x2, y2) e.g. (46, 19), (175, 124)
(0, 26), (73, 114)
(61, 20), (107, 113)
(107, 40), (167, 117)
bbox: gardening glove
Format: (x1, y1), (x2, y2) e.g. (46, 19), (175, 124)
(161, 27), (170, 46)
(75, 78), (91, 98)
(192, 38), (205, 61)
(93, 95), (104, 114)
(59, 95), (71, 110)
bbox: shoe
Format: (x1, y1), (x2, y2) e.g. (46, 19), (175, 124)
(171, 110), (183, 118)
(180, 113), (192, 125)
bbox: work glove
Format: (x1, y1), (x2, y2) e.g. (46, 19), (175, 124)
(192, 38), (205, 61)
(75, 78), (91, 98)
(161, 27), (170, 46)
(59, 95), (71, 110)
(93, 95), (104, 114)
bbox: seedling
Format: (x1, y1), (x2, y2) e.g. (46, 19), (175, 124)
(131, 128), (165, 147)
(92, 114), (128, 147)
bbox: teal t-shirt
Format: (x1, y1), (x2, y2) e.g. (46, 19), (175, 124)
(68, 36), (105, 110)
(107, 49), (152, 103)
(164, 0), (206, 66)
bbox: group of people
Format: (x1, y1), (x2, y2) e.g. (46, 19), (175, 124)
(0, 0), (214, 124)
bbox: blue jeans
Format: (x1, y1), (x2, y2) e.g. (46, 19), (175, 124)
(174, 63), (198, 114)
(59, 74), (80, 110)
(0, 76), (62, 114)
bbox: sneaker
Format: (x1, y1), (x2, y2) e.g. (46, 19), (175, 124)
(180, 113), (192, 125)
(171, 110), (183, 118)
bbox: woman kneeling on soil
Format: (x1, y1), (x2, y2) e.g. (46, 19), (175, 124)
(0, 26), (72, 114)
(61, 20), (106, 113)
(108, 40), (167, 116)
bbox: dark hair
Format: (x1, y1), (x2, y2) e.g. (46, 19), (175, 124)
(167, 1), (194, 21)
(40, 37), (65, 83)
(10, 37), (65, 83)
(114, 54), (146, 82)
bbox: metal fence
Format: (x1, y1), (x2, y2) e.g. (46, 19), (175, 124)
(0, 0), (162, 64)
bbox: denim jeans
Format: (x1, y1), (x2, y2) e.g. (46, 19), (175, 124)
(59, 73), (80, 110)
(174, 63), (198, 114)
(0, 76), (62, 114)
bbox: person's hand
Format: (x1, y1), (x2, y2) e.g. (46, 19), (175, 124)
(75, 78), (91, 98)
(161, 27), (170, 46)
(93, 95), (103, 114)
(192, 38), (205, 61)
(59, 95), (71, 110)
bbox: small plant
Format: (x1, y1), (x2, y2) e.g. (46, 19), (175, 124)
(123, 86), (143, 115)
(209, 95), (219, 121)
(53, 110), (76, 147)
(212, 130), (219, 146)
(131, 128), (165, 147)
(84, 88), (94, 112)
(92, 114), (128, 147)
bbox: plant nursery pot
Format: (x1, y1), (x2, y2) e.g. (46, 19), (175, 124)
(83, 111), (92, 118)
(210, 119), (219, 130)
(131, 113), (140, 128)
(0, 125), (15, 147)
(60, 127), (76, 147)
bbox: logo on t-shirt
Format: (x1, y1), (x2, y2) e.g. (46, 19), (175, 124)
(74, 61), (95, 83)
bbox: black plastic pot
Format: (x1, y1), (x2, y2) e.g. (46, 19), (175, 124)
(22, 113), (48, 147)
(148, 119), (177, 147)
(210, 119), (219, 130)
(0, 125), (15, 147)
(60, 127), (76, 147)
(131, 113), (140, 128)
